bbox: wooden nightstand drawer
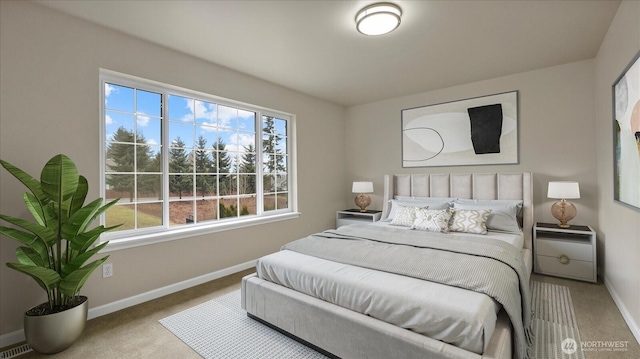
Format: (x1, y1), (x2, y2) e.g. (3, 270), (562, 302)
(535, 255), (595, 282)
(535, 238), (593, 262)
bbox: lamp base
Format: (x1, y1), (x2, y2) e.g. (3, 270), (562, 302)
(354, 194), (371, 212)
(551, 199), (577, 228)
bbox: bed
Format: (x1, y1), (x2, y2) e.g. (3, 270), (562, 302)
(242, 172), (533, 359)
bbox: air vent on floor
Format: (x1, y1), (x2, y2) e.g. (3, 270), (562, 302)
(0, 343), (32, 359)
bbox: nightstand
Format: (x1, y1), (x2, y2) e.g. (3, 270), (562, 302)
(534, 222), (597, 283)
(336, 209), (382, 228)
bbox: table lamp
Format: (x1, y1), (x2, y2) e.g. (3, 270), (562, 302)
(547, 181), (580, 228)
(352, 181), (374, 212)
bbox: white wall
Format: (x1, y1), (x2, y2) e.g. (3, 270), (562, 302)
(0, 1), (346, 337)
(594, 0), (640, 342)
(345, 60), (599, 230)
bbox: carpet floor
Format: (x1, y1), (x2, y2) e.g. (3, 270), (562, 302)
(160, 281), (587, 359)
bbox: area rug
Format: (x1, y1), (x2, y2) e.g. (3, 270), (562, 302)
(530, 281), (585, 359)
(160, 281), (584, 359)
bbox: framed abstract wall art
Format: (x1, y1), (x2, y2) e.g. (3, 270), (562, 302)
(401, 91), (518, 167)
(613, 49), (640, 211)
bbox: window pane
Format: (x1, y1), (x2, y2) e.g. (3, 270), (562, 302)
(238, 175), (256, 195)
(106, 204), (135, 231)
(239, 196), (256, 216)
(169, 148), (194, 173)
(196, 174), (217, 197)
(276, 174), (288, 192)
(275, 155), (287, 173)
(168, 95), (193, 122)
(169, 175), (193, 198)
(195, 100), (217, 127)
(196, 199), (217, 223)
(105, 174), (134, 201)
(238, 150), (256, 174)
(142, 146), (162, 173)
(263, 194), (276, 211)
(106, 144), (135, 173)
(263, 174), (275, 193)
(274, 118), (287, 136)
(137, 202), (163, 228)
(169, 201), (194, 227)
(169, 122), (194, 148)
(194, 148), (214, 174)
(219, 175), (236, 196)
(138, 118), (161, 146)
(219, 198), (238, 218)
(238, 110), (255, 132)
(277, 193), (289, 210)
(136, 90), (162, 118)
(105, 83), (134, 112)
(218, 105), (237, 129)
(137, 174), (161, 199)
(106, 113), (135, 142)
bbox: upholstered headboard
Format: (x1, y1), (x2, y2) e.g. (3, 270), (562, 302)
(382, 173), (534, 250)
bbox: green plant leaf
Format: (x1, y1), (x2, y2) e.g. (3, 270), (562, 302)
(69, 175), (88, 216)
(6, 262), (60, 293)
(23, 192), (46, 226)
(0, 160), (48, 204)
(0, 226), (48, 255)
(68, 226), (112, 252)
(61, 198), (103, 240)
(40, 154), (79, 218)
(59, 256), (108, 297)
(15, 246), (49, 267)
(61, 243), (108, 278)
(0, 215), (56, 247)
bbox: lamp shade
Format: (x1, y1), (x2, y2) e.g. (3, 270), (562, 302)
(352, 181), (374, 193)
(547, 181), (580, 199)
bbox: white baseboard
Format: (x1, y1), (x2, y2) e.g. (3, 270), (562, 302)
(0, 260), (256, 349)
(604, 276), (640, 344)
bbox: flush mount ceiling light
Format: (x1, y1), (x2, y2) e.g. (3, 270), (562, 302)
(356, 3), (402, 36)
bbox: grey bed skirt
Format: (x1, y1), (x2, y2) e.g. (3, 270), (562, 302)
(242, 274), (513, 359)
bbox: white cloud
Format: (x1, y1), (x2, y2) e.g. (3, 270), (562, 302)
(136, 112), (150, 127)
(147, 139), (158, 145)
(105, 114), (114, 125)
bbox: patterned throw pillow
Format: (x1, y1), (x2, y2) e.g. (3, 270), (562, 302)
(449, 209), (492, 234)
(412, 208), (452, 233)
(390, 205), (426, 227)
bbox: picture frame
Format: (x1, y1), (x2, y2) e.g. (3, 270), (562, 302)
(401, 91), (518, 167)
(613, 49), (640, 211)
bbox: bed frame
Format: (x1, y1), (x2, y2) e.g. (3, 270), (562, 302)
(242, 172), (533, 359)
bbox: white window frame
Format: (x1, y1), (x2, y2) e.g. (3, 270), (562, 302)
(99, 69), (298, 252)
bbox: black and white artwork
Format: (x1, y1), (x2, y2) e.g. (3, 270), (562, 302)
(402, 91), (518, 167)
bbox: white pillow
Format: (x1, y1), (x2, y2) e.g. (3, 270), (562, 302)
(453, 202), (521, 234)
(412, 208), (452, 233)
(449, 209), (491, 235)
(390, 205), (425, 227)
(387, 198), (453, 220)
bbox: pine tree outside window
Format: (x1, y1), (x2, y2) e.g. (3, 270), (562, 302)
(100, 70), (296, 248)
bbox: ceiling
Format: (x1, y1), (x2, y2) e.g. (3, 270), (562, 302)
(35, 0), (620, 107)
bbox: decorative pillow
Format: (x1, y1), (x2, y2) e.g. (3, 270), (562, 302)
(453, 202), (521, 234)
(386, 198), (453, 220)
(449, 209), (491, 234)
(390, 205), (426, 227)
(412, 208), (452, 233)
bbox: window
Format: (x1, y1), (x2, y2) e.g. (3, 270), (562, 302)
(100, 70), (296, 246)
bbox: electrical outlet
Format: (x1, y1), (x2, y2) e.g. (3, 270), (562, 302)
(102, 263), (113, 278)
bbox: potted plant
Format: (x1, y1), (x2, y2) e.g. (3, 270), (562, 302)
(0, 154), (119, 354)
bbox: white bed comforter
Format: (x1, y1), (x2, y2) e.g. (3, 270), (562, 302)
(256, 224), (527, 355)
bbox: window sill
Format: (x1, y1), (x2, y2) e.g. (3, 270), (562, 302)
(101, 212), (300, 252)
